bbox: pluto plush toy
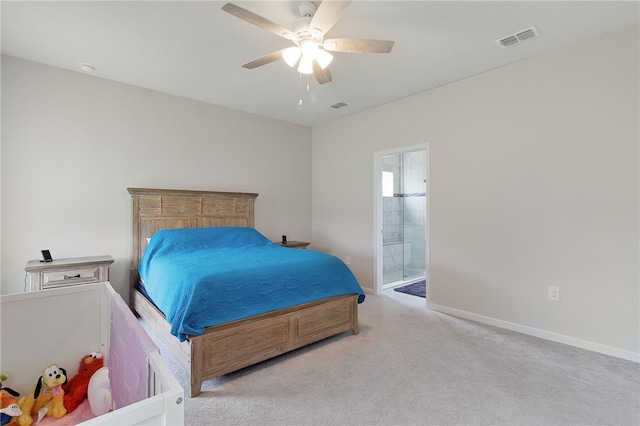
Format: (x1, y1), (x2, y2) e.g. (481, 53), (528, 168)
(16, 364), (67, 426)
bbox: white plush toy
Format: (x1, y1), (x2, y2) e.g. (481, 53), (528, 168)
(87, 367), (114, 416)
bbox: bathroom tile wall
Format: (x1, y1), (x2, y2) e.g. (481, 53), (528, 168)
(382, 150), (426, 285)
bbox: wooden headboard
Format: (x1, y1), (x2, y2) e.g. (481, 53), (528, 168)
(127, 188), (258, 292)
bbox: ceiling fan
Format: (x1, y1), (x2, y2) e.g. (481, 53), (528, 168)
(221, 0), (394, 84)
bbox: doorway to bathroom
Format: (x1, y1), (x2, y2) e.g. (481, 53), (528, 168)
(374, 145), (429, 296)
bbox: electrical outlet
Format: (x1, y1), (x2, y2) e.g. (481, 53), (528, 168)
(548, 285), (560, 302)
(345, 256), (351, 265)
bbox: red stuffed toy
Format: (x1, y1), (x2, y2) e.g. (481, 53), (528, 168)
(62, 353), (104, 413)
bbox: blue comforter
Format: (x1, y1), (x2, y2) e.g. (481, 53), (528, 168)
(139, 227), (365, 341)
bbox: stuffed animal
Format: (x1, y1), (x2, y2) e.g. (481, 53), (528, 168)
(0, 373), (22, 426)
(0, 390), (21, 426)
(16, 364), (67, 426)
(87, 367), (113, 416)
(62, 352), (104, 413)
(0, 390), (22, 426)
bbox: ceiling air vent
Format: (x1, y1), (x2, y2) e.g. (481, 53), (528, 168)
(496, 26), (540, 48)
(329, 101), (349, 110)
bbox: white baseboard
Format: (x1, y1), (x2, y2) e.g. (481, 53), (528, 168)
(429, 302), (639, 363)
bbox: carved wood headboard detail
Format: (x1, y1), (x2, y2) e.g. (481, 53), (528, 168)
(127, 187), (258, 293)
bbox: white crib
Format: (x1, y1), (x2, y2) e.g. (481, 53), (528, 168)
(0, 282), (184, 425)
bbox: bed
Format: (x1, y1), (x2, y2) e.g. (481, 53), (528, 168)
(0, 282), (183, 425)
(127, 187), (364, 397)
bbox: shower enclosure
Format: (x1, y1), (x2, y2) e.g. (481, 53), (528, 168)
(381, 150), (427, 287)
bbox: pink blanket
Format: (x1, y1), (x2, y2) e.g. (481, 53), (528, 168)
(109, 293), (158, 409)
(38, 400), (94, 425)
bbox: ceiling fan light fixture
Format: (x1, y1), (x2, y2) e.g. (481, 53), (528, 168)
(315, 48), (333, 69)
(297, 56), (314, 74)
(299, 39), (319, 58)
(282, 46), (301, 67)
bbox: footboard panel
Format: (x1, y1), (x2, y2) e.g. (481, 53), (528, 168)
(295, 294), (359, 341)
(192, 294), (359, 396)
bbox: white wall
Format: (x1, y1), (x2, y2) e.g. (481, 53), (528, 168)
(1, 55), (312, 299)
(312, 25), (639, 359)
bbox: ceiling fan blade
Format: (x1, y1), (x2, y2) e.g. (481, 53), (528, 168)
(222, 3), (294, 40)
(309, 0), (351, 38)
(313, 62), (332, 85)
(242, 49), (287, 69)
(324, 38), (395, 54)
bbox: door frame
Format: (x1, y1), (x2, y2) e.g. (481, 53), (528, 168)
(373, 143), (430, 299)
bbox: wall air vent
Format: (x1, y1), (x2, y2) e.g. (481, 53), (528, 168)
(496, 26), (540, 48)
(329, 101), (349, 109)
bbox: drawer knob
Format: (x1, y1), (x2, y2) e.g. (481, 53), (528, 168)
(64, 274), (81, 280)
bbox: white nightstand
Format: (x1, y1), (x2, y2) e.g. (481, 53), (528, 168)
(24, 255), (114, 291)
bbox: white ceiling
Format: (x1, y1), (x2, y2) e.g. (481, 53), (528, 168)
(2, 1), (639, 127)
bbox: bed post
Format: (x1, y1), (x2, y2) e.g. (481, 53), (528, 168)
(351, 295), (360, 335)
(129, 191), (141, 306)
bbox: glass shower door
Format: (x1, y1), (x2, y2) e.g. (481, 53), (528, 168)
(381, 150), (426, 287)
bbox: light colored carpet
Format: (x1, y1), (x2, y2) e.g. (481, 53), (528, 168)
(142, 290), (639, 425)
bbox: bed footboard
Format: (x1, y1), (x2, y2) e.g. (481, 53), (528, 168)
(190, 293), (359, 397)
(132, 288), (359, 397)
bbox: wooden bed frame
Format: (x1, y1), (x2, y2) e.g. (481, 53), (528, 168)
(127, 188), (359, 397)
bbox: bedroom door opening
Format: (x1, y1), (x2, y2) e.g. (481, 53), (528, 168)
(374, 145), (429, 296)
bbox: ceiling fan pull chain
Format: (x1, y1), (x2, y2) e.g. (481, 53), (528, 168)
(298, 73), (303, 108)
(298, 73), (313, 108)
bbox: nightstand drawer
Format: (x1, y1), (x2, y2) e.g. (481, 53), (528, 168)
(42, 266), (102, 289)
